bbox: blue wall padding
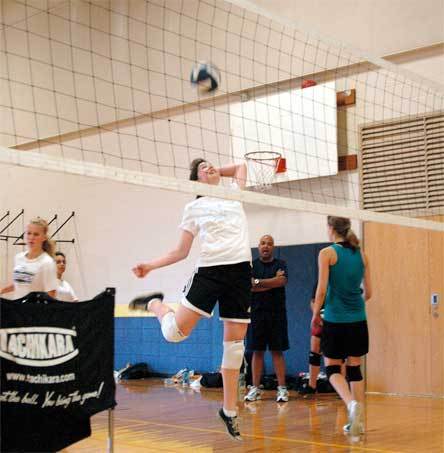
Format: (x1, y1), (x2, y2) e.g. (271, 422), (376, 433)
(115, 242), (330, 376)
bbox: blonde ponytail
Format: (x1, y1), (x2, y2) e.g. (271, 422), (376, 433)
(29, 217), (56, 258)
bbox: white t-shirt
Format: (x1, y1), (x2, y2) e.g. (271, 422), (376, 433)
(179, 195), (251, 267)
(56, 279), (78, 302)
(11, 251), (58, 299)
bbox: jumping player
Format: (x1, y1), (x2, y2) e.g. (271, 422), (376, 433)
(130, 158), (251, 440)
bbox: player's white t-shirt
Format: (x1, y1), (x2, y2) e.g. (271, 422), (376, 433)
(179, 193), (251, 267)
(11, 251), (58, 299)
(56, 279), (78, 302)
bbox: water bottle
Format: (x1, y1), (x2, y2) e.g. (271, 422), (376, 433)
(182, 368), (190, 386)
(238, 372), (246, 400)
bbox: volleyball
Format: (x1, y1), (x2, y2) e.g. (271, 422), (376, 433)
(190, 61), (220, 92)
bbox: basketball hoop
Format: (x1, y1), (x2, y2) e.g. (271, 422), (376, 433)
(245, 151), (286, 190)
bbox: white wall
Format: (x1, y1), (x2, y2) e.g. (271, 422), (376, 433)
(395, 51), (444, 87)
(245, 203), (361, 247)
(250, 0), (444, 59)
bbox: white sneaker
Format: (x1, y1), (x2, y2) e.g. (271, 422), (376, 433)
(244, 385), (262, 402)
(343, 423), (365, 434)
(128, 292), (164, 312)
(276, 386), (289, 402)
(347, 400), (363, 437)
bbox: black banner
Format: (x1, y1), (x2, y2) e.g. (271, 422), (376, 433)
(1, 289), (116, 452)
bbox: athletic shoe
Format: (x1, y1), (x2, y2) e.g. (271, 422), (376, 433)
(347, 400), (363, 437)
(276, 386), (289, 402)
(128, 292), (164, 312)
(343, 422), (365, 434)
(244, 385), (262, 402)
(298, 383), (316, 396)
(218, 408), (242, 440)
(172, 368), (187, 381)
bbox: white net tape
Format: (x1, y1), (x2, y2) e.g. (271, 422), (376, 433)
(1, 146), (443, 232)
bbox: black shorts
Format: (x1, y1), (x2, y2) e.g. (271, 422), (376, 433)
(246, 312), (289, 351)
(321, 320), (369, 359)
(182, 262), (251, 323)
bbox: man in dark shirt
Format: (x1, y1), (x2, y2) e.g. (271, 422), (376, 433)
(245, 235), (289, 403)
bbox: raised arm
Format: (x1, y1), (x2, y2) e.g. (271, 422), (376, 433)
(217, 163), (247, 189)
(133, 230), (194, 279)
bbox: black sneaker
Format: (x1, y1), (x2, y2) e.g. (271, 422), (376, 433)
(298, 383), (316, 396)
(128, 292), (164, 312)
(218, 408), (242, 441)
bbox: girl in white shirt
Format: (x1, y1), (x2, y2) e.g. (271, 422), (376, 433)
(0, 217), (57, 299)
(130, 159), (251, 440)
(55, 252), (78, 302)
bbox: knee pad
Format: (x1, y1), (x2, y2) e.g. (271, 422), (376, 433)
(221, 340), (245, 370)
(325, 365), (342, 380)
(160, 312), (188, 343)
(309, 351), (321, 366)
(346, 365), (363, 382)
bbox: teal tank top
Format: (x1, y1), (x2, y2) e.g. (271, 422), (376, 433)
(324, 243), (366, 323)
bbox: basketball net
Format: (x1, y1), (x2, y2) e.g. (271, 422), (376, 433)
(245, 151), (282, 191)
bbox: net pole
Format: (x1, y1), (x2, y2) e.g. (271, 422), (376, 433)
(107, 408), (114, 453)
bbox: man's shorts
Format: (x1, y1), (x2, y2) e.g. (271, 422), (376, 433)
(246, 312), (289, 351)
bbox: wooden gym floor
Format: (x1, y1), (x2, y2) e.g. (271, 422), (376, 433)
(67, 379), (444, 452)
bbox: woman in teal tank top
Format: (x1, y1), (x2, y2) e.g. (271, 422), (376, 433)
(312, 216), (372, 439)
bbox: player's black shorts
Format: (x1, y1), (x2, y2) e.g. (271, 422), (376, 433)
(182, 261), (251, 323)
(321, 320), (369, 359)
(246, 312), (289, 351)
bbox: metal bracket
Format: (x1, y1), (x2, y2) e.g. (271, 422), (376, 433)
(50, 211), (76, 244)
(0, 209), (24, 242)
(0, 211), (75, 245)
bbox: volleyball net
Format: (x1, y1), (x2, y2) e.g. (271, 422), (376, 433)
(0, 0), (443, 231)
